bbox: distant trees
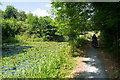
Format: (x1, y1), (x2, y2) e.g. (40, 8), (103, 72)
(2, 5), (64, 43)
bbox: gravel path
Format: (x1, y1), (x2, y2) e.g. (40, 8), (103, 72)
(76, 47), (109, 78)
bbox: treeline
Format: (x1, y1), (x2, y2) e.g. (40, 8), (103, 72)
(1, 5), (64, 43)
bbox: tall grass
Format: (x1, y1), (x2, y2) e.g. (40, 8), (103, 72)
(2, 42), (75, 78)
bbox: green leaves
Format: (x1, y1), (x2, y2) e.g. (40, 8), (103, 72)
(51, 2), (92, 37)
(2, 42), (75, 78)
(1, 4), (64, 43)
(2, 18), (20, 38)
(17, 11), (27, 21)
(51, 2), (93, 51)
(5, 5), (18, 19)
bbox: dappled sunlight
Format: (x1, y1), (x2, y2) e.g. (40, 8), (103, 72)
(1, 2), (120, 78)
(76, 47), (109, 78)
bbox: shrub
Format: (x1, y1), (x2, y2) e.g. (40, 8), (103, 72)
(2, 37), (19, 43)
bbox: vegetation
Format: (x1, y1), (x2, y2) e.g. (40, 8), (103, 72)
(2, 42), (75, 78)
(1, 2), (120, 78)
(1, 5), (65, 44)
(51, 2), (120, 78)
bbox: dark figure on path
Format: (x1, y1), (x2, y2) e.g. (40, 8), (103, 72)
(92, 34), (98, 47)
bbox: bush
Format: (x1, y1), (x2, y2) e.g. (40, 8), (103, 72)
(76, 38), (89, 48)
(68, 37), (89, 56)
(33, 38), (43, 42)
(2, 37), (19, 43)
(15, 35), (29, 42)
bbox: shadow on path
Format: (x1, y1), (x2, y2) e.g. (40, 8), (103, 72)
(76, 47), (109, 78)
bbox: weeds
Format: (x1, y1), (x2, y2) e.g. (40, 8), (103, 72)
(2, 42), (75, 78)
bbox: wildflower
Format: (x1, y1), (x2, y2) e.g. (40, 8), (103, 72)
(5, 69), (8, 71)
(12, 72), (15, 74)
(25, 58), (28, 60)
(13, 61), (17, 64)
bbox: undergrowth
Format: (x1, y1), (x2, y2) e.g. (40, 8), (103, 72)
(2, 42), (76, 78)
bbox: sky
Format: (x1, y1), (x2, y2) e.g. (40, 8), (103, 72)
(0, 1), (52, 17)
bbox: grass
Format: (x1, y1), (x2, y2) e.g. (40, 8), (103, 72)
(2, 42), (76, 78)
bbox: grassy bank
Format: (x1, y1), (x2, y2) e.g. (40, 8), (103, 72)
(2, 42), (76, 78)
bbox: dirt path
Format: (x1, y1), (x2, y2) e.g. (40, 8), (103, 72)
(71, 47), (109, 78)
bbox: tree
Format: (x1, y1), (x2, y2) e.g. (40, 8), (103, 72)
(51, 2), (93, 51)
(52, 2), (93, 38)
(2, 17), (20, 38)
(91, 3), (120, 47)
(0, 10), (4, 18)
(91, 2), (120, 58)
(5, 5), (18, 19)
(38, 16), (58, 41)
(27, 13), (39, 35)
(17, 11), (27, 21)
